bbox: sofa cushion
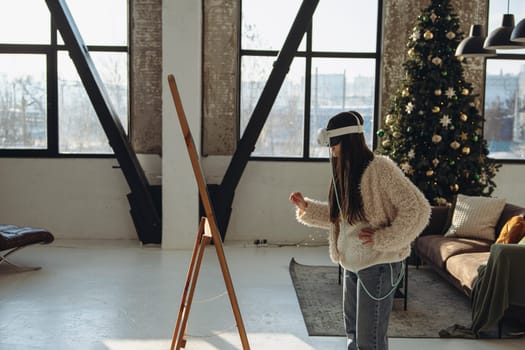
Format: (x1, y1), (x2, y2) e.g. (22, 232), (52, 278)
(445, 194), (506, 241)
(446, 251), (490, 294)
(495, 203), (525, 239)
(496, 215), (525, 244)
(415, 235), (492, 268)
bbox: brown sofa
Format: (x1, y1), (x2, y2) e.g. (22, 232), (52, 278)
(414, 203), (525, 297)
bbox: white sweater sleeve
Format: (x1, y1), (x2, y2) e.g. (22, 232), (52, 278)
(369, 158), (431, 252)
(295, 197), (331, 229)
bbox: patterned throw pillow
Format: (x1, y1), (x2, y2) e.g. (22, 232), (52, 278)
(444, 194), (506, 241)
(496, 215), (525, 244)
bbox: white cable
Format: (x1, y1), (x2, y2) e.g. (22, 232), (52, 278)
(357, 261), (405, 302)
(193, 291), (228, 304)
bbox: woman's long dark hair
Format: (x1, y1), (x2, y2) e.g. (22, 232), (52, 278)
(328, 112), (374, 225)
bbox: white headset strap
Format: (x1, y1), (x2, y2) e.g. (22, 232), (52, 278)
(326, 125), (364, 137)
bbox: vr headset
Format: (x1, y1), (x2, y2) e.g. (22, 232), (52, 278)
(316, 112), (364, 147)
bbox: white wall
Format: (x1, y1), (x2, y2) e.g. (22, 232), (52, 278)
(161, 0), (202, 249)
(202, 157), (332, 244)
(492, 163), (525, 205)
(0, 158), (135, 239)
(200, 157), (525, 244)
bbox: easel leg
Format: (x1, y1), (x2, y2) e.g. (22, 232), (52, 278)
(171, 218), (211, 350)
(211, 231), (251, 349)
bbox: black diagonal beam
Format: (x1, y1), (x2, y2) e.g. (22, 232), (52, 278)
(45, 0), (161, 244)
(211, 0), (319, 238)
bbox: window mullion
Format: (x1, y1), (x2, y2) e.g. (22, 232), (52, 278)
(303, 23), (313, 159)
(47, 22), (59, 155)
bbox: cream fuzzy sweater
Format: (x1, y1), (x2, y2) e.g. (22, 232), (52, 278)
(296, 155), (431, 272)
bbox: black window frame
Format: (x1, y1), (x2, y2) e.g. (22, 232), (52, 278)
(0, 5), (129, 159)
(238, 0), (384, 162)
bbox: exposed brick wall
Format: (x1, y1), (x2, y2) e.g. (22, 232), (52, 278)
(202, 0), (239, 155)
(130, 0), (162, 155)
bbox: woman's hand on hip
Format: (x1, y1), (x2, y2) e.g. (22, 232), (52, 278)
(359, 228), (374, 245)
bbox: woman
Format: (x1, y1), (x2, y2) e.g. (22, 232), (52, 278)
(290, 111), (430, 350)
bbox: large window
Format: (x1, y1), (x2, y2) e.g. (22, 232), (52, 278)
(0, 0), (128, 156)
(484, 0), (525, 161)
(240, 0), (382, 159)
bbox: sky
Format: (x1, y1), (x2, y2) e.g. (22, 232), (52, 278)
(242, 0), (377, 52)
(0, 0), (126, 45)
(0, 0), (127, 79)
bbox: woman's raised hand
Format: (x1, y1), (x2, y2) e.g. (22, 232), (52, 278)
(289, 192), (307, 210)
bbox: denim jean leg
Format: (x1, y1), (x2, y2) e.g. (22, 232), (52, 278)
(343, 268), (358, 350)
(354, 262), (402, 350)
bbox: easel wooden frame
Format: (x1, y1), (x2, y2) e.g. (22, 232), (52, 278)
(168, 74), (250, 350)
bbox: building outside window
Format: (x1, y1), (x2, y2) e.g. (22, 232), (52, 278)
(240, 0), (382, 159)
(0, 0), (128, 156)
(484, 0), (525, 161)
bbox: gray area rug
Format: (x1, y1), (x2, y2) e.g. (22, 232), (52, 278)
(289, 258), (474, 338)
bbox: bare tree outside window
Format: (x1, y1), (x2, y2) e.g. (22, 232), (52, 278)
(58, 52), (128, 154)
(0, 55), (46, 149)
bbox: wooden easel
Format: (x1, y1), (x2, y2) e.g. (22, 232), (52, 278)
(168, 74), (250, 350)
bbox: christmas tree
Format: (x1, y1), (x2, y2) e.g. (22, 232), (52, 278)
(377, 0), (500, 206)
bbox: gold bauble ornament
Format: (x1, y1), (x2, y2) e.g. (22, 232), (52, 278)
(461, 88), (469, 95)
(423, 30), (434, 40)
(402, 87), (410, 97)
(432, 134), (442, 143)
(460, 113), (468, 122)
(432, 57), (442, 65)
(462, 146), (471, 155)
(450, 184), (459, 192)
(426, 169), (434, 177)
(434, 89), (442, 96)
(450, 141), (460, 149)
(432, 106), (440, 113)
(408, 48), (415, 57)
(446, 31), (456, 40)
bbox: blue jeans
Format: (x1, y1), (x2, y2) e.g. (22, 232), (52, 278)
(343, 262), (402, 350)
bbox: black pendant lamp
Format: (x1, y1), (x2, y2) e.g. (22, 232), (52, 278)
(455, 24), (496, 57)
(510, 17), (525, 42)
(484, 0), (523, 50)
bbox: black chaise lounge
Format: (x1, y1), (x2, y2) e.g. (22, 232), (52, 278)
(0, 225), (54, 271)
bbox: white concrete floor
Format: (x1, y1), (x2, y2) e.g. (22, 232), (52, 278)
(0, 240), (523, 350)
